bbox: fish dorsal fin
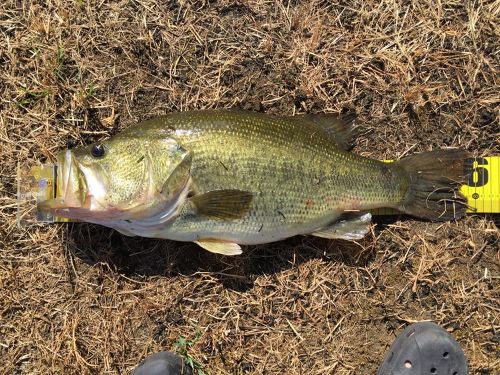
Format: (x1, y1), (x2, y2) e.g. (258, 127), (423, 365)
(190, 189), (253, 220)
(195, 239), (242, 255)
(311, 212), (371, 240)
(293, 112), (358, 150)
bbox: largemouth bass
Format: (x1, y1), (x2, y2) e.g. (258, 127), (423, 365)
(41, 110), (468, 255)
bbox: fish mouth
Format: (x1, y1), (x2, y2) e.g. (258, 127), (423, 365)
(39, 150), (89, 215)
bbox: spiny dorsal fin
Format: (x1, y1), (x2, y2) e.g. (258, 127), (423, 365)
(190, 189), (253, 220)
(293, 112), (358, 150)
(311, 212), (372, 240)
(195, 239), (242, 255)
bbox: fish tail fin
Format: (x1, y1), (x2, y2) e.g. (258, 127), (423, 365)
(394, 149), (470, 221)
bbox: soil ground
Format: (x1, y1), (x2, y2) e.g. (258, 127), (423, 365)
(1, 1), (499, 374)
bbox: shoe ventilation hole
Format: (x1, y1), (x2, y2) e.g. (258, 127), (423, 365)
(452, 372), (458, 375)
(404, 360), (412, 369)
(430, 368), (437, 374)
(443, 352), (449, 358)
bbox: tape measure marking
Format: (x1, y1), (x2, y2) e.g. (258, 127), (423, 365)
(461, 156), (499, 213)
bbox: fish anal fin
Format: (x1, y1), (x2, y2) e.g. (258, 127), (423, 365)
(312, 212), (371, 240)
(195, 239), (242, 256)
(190, 189), (253, 220)
(295, 112), (358, 150)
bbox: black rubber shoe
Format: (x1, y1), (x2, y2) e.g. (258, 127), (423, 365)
(377, 322), (468, 375)
(132, 351), (193, 375)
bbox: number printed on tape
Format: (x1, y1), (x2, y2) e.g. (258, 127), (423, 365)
(461, 157), (499, 213)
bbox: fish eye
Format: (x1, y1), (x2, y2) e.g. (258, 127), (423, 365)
(91, 143), (105, 158)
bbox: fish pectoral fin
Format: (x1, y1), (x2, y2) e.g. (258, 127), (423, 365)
(311, 212), (372, 240)
(190, 189), (253, 220)
(194, 239), (242, 256)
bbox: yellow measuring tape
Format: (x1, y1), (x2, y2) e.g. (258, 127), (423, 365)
(16, 156), (500, 226)
(460, 157), (499, 213)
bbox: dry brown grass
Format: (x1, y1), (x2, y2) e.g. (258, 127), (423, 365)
(1, 0), (499, 374)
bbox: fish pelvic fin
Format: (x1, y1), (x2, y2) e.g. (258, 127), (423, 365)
(294, 111), (358, 150)
(394, 149), (470, 221)
(190, 189), (253, 220)
(195, 239), (242, 256)
(311, 212), (372, 240)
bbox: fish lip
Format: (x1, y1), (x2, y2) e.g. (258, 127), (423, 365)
(57, 150), (71, 205)
(42, 150), (88, 211)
